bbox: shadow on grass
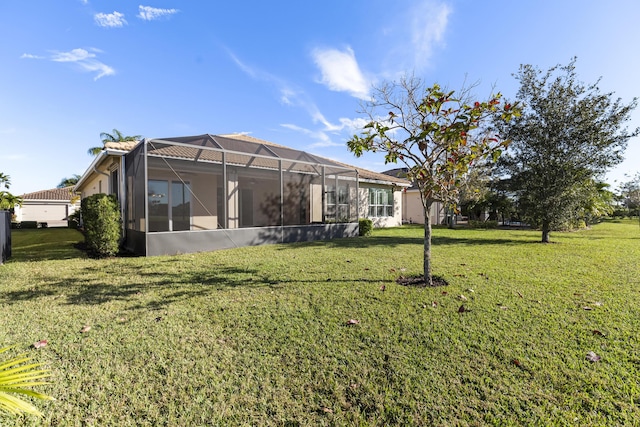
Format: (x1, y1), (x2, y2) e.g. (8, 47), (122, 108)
(0, 259), (266, 311)
(281, 234), (534, 250)
(9, 228), (86, 262)
(2, 227), (536, 310)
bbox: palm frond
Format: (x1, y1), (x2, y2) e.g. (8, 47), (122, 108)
(0, 346), (53, 418)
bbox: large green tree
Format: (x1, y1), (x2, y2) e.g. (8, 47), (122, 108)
(87, 129), (141, 156)
(496, 59), (638, 242)
(347, 76), (518, 285)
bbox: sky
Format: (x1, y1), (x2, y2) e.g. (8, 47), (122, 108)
(1, 0), (639, 196)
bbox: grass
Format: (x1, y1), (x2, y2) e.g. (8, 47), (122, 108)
(0, 222), (639, 426)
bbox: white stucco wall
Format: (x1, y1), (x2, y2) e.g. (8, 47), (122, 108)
(358, 183), (403, 227)
(402, 189), (446, 225)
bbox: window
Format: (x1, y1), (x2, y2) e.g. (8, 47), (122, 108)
(148, 179), (191, 232)
(326, 185), (351, 222)
(110, 169), (119, 200)
(368, 188), (394, 217)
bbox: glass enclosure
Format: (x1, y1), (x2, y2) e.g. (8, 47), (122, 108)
(123, 135), (358, 255)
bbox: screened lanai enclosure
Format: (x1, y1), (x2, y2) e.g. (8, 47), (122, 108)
(123, 134), (359, 256)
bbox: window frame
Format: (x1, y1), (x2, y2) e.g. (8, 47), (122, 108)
(368, 188), (394, 218)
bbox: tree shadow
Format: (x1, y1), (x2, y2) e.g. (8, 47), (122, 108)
(8, 229), (86, 262)
(279, 234), (534, 250)
(0, 262), (265, 311)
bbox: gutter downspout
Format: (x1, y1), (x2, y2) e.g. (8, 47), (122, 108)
(93, 166), (110, 179)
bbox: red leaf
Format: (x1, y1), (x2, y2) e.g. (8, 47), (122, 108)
(592, 330), (605, 337)
(33, 340), (47, 349)
(431, 301), (438, 307)
(511, 358), (521, 367)
(458, 305), (467, 313)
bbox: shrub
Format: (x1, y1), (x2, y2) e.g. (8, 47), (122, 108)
(81, 194), (121, 257)
(469, 220), (498, 229)
(67, 211), (81, 229)
(359, 218), (373, 236)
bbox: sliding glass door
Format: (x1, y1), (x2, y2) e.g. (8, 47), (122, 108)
(148, 179), (191, 232)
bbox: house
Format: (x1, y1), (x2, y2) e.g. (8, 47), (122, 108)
(75, 134), (410, 256)
(14, 186), (80, 227)
(382, 168), (448, 225)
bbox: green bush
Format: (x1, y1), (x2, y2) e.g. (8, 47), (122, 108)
(359, 218), (373, 236)
(469, 220), (498, 229)
(67, 210), (81, 229)
(81, 194), (121, 257)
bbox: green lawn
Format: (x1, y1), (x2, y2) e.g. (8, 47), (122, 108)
(1, 222), (639, 426)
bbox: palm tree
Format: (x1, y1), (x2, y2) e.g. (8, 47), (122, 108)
(87, 129), (142, 156)
(0, 345), (53, 417)
(0, 192), (22, 210)
(57, 174), (81, 188)
(0, 173), (10, 190)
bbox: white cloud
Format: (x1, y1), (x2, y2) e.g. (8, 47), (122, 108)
(226, 48), (368, 150)
(137, 5), (179, 21)
(410, 1), (451, 69)
(311, 47), (370, 99)
(20, 53), (44, 60)
(50, 48), (96, 62)
(228, 50), (303, 109)
(23, 48), (115, 80)
(281, 124), (341, 149)
(94, 11), (127, 28)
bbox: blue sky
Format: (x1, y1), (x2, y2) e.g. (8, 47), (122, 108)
(1, 0), (639, 195)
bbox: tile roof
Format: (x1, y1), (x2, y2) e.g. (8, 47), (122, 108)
(22, 186), (78, 201)
(104, 141), (139, 151)
(98, 133), (411, 187)
(219, 134), (411, 186)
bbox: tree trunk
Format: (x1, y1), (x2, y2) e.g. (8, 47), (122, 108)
(423, 202), (433, 286)
(541, 221), (550, 243)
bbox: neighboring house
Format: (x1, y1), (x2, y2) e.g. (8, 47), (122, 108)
(15, 186), (80, 227)
(382, 168), (447, 225)
(75, 134), (410, 256)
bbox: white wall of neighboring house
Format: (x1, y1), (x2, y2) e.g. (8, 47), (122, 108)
(401, 189), (446, 225)
(14, 200), (79, 227)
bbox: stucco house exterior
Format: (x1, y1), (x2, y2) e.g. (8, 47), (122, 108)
(15, 187), (80, 227)
(382, 168), (447, 225)
(75, 134), (409, 256)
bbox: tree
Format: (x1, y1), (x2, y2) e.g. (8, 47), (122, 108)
(0, 173), (21, 210)
(347, 76), (519, 286)
(0, 173), (10, 189)
(619, 172), (640, 217)
(496, 58), (639, 242)
(57, 174), (81, 188)
(87, 129), (141, 156)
